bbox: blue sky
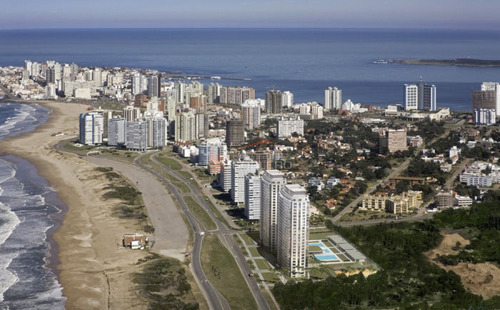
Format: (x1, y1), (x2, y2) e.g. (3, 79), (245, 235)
(1, 0), (499, 30)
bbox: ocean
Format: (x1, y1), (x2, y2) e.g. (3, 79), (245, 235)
(0, 102), (66, 309)
(1, 28), (500, 110)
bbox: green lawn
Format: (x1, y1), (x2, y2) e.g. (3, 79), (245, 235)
(178, 170), (192, 179)
(156, 154), (183, 170)
(309, 232), (335, 240)
(308, 245), (323, 253)
(248, 247), (260, 257)
(337, 254), (350, 262)
(261, 272), (281, 283)
(201, 235), (257, 310)
(183, 196), (217, 230)
(254, 259), (272, 270)
(204, 196), (230, 227)
(162, 173), (190, 193)
(240, 233), (256, 245)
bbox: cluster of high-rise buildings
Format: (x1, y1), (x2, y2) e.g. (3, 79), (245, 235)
(79, 97), (167, 151)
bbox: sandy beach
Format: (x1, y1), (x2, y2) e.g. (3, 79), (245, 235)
(0, 101), (172, 309)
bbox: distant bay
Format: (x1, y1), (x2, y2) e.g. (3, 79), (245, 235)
(2, 28), (500, 110)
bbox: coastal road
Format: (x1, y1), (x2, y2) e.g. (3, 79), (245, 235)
(148, 152), (271, 310)
(133, 154), (231, 310)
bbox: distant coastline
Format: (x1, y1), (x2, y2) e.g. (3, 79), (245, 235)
(375, 58), (500, 67)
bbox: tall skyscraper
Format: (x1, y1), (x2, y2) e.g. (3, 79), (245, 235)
(131, 73), (142, 95)
(404, 84), (418, 110)
(231, 157), (259, 204)
(107, 118), (126, 146)
(175, 111), (197, 142)
(265, 90), (283, 114)
(147, 76), (159, 98)
(480, 82), (500, 116)
(226, 119), (245, 148)
(260, 170), (287, 252)
(244, 173), (262, 220)
(277, 184), (310, 278)
(324, 87), (342, 110)
(126, 120), (148, 151)
(405, 79), (437, 111)
(241, 99), (261, 130)
(282, 91), (294, 108)
(123, 105), (141, 121)
(79, 112), (104, 145)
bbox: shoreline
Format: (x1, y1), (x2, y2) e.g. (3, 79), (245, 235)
(0, 100), (151, 309)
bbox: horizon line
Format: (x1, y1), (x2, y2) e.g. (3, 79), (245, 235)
(2, 26), (500, 32)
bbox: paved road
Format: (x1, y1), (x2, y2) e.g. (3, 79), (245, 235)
(444, 158), (471, 189)
(134, 154), (230, 310)
(149, 153), (271, 310)
(332, 158), (411, 223)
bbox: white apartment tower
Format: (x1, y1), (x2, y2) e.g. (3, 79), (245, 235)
(405, 79), (437, 111)
(79, 112), (104, 145)
(260, 170), (287, 252)
(241, 99), (262, 130)
(324, 87), (342, 110)
(283, 91), (294, 108)
(123, 105), (141, 121)
(277, 184), (310, 278)
(404, 84), (419, 110)
(244, 174), (262, 220)
(231, 158), (259, 204)
(175, 111), (197, 142)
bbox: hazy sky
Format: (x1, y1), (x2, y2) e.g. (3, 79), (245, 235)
(2, 0), (499, 30)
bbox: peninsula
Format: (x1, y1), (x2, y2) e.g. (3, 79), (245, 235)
(378, 58), (500, 67)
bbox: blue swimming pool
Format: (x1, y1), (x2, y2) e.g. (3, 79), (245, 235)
(315, 254), (339, 261)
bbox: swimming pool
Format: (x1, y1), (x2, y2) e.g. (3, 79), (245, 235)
(315, 254), (339, 261)
(309, 241), (339, 261)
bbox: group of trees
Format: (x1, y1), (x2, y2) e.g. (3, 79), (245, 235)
(273, 195), (500, 309)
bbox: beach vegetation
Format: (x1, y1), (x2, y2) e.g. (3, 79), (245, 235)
(134, 256), (199, 310)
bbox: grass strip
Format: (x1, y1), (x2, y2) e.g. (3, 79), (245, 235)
(201, 235), (257, 310)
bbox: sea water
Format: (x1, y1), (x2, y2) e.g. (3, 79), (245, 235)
(1, 28), (500, 110)
(0, 102), (65, 309)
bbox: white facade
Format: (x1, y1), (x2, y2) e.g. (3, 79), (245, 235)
(283, 91), (294, 108)
(79, 112), (104, 145)
(244, 174), (261, 220)
(220, 160), (232, 193)
(260, 170), (287, 252)
(175, 111), (197, 142)
(324, 87), (342, 110)
(231, 158), (259, 204)
(474, 108), (496, 125)
(277, 116), (304, 138)
(277, 184), (310, 278)
(404, 84), (418, 110)
(241, 99), (261, 130)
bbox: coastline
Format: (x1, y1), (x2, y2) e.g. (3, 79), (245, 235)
(0, 101), (150, 309)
